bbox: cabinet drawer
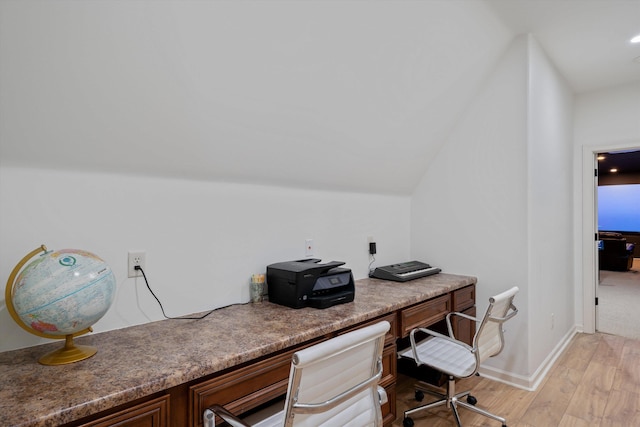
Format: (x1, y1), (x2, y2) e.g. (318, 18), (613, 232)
(189, 343), (316, 427)
(339, 313), (397, 346)
(380, 313), (398, 346)
(399, 294), (450, 337)
(453, 306), (476, 346)
(452, 285), (475, 312)
(79, 395), (170, 427)
(381, 384), (396, 426)
(380, 343), (397, 388)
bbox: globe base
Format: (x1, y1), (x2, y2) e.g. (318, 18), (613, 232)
(39, 334), (97, 366)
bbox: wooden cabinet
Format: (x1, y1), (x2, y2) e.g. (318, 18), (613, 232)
(452, 284), (475, 313)
(380, 341), (397, 388)
(452, 285), (476, 346)
(452, 306), (476, 346)
(381, 385), (396, 426)
(380, 340), (398, 424)
(189, 347), (299, 427)
(190, 314), (399, 426)
(340, 313), (397, 347)
(371, 313), (398, 424)
(76, 395), (170, 427)
(57, 283), (475, 427)
(398, 294), (450, 338)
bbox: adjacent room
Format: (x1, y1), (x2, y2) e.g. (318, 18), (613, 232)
(596, 150), (640, 339)
(1, 1), (640, 426)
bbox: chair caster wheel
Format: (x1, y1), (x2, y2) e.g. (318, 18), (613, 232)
(467, 395), (477, 405)
(414, 390), (424, 401)
(403, 417), (414, 427)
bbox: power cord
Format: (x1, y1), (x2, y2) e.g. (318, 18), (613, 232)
(134, 265), (247, 320)
(368, 253), (376, 277)
(368, 241), (377, 277)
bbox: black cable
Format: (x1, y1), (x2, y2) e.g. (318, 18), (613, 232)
(368, 253), (376, 277)
(135, 266), (247, 320)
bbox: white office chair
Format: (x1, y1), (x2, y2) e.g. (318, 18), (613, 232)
(398, 286), (519, 427)
(204, 320), (390, 427)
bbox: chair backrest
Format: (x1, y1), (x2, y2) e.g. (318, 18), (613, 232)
(281, 320), (390, 427)
(473, 286), (519, 364)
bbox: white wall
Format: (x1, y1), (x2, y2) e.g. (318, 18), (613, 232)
(0, 0), (511, 195)
(411, 35), (575, 386)
(526, 36), (574, 373)
(574, 82), (640, 147)
(0, 166), (410, 352)
(0, 0), (513, 353)
(574, 82), (640, 333)
(412, 36), (530, 377)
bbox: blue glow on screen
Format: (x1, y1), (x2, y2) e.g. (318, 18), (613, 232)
(598, 184), (640, 232)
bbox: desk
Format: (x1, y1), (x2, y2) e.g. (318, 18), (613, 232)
(0, 273), (476, 427)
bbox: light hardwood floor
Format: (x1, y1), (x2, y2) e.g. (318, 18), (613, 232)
(393, 332), (640, 426)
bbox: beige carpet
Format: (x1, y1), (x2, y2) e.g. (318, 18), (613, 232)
(598, 258), (640, 339)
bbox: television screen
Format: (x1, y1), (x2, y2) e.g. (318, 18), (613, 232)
(598, 184), (640, 233)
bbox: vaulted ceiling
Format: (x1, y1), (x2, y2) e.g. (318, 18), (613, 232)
(1, 1), (639, 195)
(486, 0), (640, 94)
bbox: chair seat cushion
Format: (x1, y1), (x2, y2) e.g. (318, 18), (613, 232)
(398, 336), (477, 378)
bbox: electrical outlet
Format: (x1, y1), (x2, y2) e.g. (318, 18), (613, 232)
(128, 251), (146, 278)
(305, 239), (314, 257)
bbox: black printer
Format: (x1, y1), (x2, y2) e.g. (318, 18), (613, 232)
(266, 258), (355, 309)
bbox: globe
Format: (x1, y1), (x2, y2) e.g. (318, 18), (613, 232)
(5, 245), (116, 365)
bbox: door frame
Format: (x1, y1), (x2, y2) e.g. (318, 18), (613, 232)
(582, 142), (640, 333)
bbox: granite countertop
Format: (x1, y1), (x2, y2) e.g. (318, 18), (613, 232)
(0, 273), (476, 427)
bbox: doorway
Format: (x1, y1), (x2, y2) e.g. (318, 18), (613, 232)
(595, 149), (640, 338)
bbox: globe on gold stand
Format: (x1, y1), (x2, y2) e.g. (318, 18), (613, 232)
(5, 245), (116, 365)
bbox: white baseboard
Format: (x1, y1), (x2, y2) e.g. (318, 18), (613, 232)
(478, 326), (578, 391)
